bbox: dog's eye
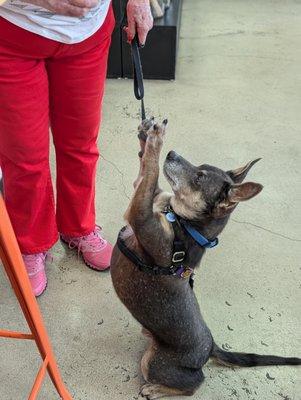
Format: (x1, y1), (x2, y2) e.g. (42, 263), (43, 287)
(195, 171), (207, 185)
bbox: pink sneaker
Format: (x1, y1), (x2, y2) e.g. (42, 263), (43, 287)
(22, 253), (48, 297)
(61, 226), (112, 271)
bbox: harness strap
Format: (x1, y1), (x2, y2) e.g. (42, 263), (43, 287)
(117, 228), (193, 279)
(116, 208), (218, 289)
(165, 211), (187, 266)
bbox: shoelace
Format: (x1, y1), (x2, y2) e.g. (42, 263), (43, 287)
(23, 252), (52, 276)
(68, 226), (106, 254)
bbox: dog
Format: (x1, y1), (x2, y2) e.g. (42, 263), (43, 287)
(110, 118), (301, 399)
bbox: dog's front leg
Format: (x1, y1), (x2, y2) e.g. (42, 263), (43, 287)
(133, 117), (155, 189)
(126, 120), (173, 261)
(127, 120), (166, 220)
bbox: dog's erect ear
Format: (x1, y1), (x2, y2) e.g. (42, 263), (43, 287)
(213, 182), (263, 218)
(228, 182), (263, 202)
(227, 158), (261, 183)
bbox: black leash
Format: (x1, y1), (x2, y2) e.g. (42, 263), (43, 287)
(121, 3), (146, 121)
(131, 35), (146, 121)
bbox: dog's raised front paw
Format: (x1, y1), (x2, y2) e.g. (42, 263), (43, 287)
(138, 117), (155, 142)
(146, 119), (168, 150)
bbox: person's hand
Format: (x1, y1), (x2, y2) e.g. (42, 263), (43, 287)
(124, 0), (153, 46)
(22, 0), (98, 17)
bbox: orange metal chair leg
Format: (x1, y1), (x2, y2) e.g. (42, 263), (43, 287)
(0, 195), (73, 400)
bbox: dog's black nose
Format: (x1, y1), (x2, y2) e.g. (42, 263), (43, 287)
(166, 150), (177, 160)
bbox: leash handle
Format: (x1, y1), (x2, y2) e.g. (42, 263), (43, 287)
(131, 35), (146, 121)
(131, 35), (144, 100)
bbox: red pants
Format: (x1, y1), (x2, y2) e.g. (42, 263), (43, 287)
(0, 7), (115, 254)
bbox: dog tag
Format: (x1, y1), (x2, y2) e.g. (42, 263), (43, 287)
(181, 268), (193, 279)
(166, 212), (176, 222)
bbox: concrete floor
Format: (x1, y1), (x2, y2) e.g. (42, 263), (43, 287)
(1, 0), (300, 399)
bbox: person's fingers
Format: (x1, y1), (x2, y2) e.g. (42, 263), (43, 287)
(58, 3), (89, 17)
(137, 26), (148, 46)
(70, 0), (98, 9)
(137, 17), (153, 45)
(46, 0), (88, 16)
(124, 26), (135, 43)
(136, 7), (153, 45)
(125, 13), (136, 43)
(67, 6), (89, 17)
(126, 1), (153, 44)
(25, 0), (91, 16)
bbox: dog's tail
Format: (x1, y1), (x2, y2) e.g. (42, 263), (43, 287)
(211, 343), (301, 367)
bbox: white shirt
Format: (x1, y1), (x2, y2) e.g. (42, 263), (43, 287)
(0, 0), (111, 44)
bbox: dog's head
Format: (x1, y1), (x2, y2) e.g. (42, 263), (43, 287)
(163, 151), (263, 221)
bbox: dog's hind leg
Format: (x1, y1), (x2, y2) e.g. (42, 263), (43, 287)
(141, 347), (204, 399)
(141, 335), (158, 382)
(142, 327), (153, 339)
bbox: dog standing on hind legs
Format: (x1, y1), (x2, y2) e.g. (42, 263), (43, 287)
(110, 118), (301, 399)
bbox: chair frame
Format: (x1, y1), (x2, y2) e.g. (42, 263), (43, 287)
(0, 195), (72, 399)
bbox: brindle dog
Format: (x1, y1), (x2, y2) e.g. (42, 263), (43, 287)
(110, 118), (300, 399)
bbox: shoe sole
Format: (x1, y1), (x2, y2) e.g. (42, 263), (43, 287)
(84, 259), (110, 272)
(35, 280), (47, 297)
(60, 237), (110, 272)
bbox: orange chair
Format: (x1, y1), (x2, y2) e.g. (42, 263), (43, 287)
(0, 195), (73, 399)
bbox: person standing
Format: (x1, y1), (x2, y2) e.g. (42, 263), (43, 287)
(0, 0), (153, 296)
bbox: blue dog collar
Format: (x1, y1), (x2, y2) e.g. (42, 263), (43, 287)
(165, 212), (218, 249)
(181, 221), (218, 248)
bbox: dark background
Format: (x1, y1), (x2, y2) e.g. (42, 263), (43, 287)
(107, 0), (183, 80)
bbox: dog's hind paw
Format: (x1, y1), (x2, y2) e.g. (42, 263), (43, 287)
(140, 383), (193, 399)
(140, 384), (165, 399)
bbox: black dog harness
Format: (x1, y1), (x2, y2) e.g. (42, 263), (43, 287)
(117, 207), (218, 289)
